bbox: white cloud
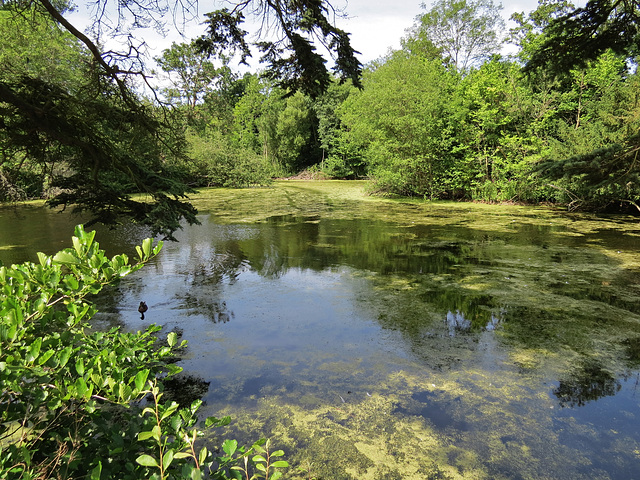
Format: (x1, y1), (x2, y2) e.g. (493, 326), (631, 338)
(67, 0), (555, 69)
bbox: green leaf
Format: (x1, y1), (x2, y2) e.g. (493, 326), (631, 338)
(72, 236), (83, 256)
(138, 430), (156, 441)
(53, 251), (79, 264)
(142, 238), (153, 258)
(90, 461), (102, 480)
(153, 241), (164, 255)
(269, 472), (284, 480)
(271, 460), (289, 468)
(151, 425), (161, 442)
(198, 446), (208, 466)
(76, 357), (85, 376)
(222, 439), (237, 457)
(58, 346), (73, 367)
(134, 369), (150, 392)
(27, 337), (42, 363)
(63, 275), (79, 290)
(167, 331), (177, 347)
(38, 349), (55, 365)
(170, 415), (183, 431)
(190, 468), (203, 480)
(252, 455), (267, 464)
(160, 402), (179, 422)
(36, 252), (49, 266)
(75, 377), (88, 398)
(255, 463), (267, 473)
(162, 449), (174, 470)
(136, 454), (159, 468)
(174, 452), (192, 459)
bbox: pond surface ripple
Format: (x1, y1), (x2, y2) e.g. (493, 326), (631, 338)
(2, 181), (640, 479)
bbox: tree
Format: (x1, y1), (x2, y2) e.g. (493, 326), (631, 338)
(313, 79), (361, 177)
(523, 0), (640, 212)
(524, 0), (640, 74)
(0, 0), (362, 238)
(338, 52), (457, 197)
(508, 0), (576, 66)
(0, 7), (87, 201)
(155, 41), (221, 112)
(411, 0), (505, 71)
(275, 91), (319, 173)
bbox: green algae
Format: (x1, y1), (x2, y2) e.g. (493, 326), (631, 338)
(182, 182), (640, 479)
(4, 180), (640, 479)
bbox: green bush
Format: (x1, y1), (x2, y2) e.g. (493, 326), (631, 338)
(0, 225), (287, 480)
(187, 129), (273, 188)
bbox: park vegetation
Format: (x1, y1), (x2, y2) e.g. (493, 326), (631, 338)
(3, 0), (639, 226)
(1, 0), (640, 478)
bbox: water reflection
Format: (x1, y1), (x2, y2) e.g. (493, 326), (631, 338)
(554, 360), (622, 408)
(445, 310), (503, 336)
(4, 195), (640, 480)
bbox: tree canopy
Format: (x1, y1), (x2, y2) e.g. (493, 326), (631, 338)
(524, 0), (640, 74)
(411, 0), (505, 72)
(0, 0), (361, 238)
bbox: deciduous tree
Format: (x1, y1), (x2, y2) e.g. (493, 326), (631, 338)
(411, 0), (505, 71)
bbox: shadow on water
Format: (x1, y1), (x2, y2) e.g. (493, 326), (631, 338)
(4, 184), (640, 480)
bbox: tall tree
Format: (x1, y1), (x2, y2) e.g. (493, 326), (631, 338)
(155, 41), (220, 112)
(338, 52), (457, 197)
(508, 0), (576, 63)
(412, 0), (505, 71)
(524, 0), (640, 212)
(524, 0), (640, 74)
(0, 0), (362, 238)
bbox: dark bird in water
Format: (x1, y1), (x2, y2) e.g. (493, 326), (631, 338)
(138, 301), (148, 319)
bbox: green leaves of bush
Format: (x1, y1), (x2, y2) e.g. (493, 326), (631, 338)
(0, 225), (286, 480)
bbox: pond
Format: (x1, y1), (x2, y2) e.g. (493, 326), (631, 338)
(2, 180), (640, 479)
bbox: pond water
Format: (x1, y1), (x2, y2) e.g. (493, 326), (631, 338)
(2, 181), (640, 479)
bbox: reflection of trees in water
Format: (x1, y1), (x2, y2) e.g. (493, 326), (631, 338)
(176, 251), (247, 323)
(180, 296), (235, 324)
(623, 337), (640, 368)
(162, 374), (211, 407)
(553, 360), (621, 407)
(186, 253), (250, 286)
(445, 309), (502, 337)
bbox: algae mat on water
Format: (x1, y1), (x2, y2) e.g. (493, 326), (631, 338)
(100, 181), (640, 479)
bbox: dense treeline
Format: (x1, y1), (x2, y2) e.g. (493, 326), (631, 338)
(2, 0), (640, 219)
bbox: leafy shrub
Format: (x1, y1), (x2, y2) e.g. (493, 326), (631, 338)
(0, 225), (287, 479)
(187, 129), (273, 188)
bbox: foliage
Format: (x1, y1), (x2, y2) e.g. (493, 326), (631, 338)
(325, 0), (640, 210)
(312, 79), (363, 178)
(155, 41), (223, 111)
(196, 1), (362, 98)
(520, 1), (640, 211)
(411, 0), (505, 71)
(0, 0), (362, 237)
(337, 53), (458, 198)
(274, 92), (320, 174)
(0, 7), (198, 240)
(0, 225), (288, 479)
(186, 127), (273, 187)
(524, 0), (640, 75)
(508, 0), (576, 64)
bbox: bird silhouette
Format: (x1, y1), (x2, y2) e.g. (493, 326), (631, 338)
(138, 301), (148, 320)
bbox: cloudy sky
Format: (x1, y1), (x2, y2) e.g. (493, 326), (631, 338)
(68, 0), (558, 67)
(331, 0), (544, 63)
